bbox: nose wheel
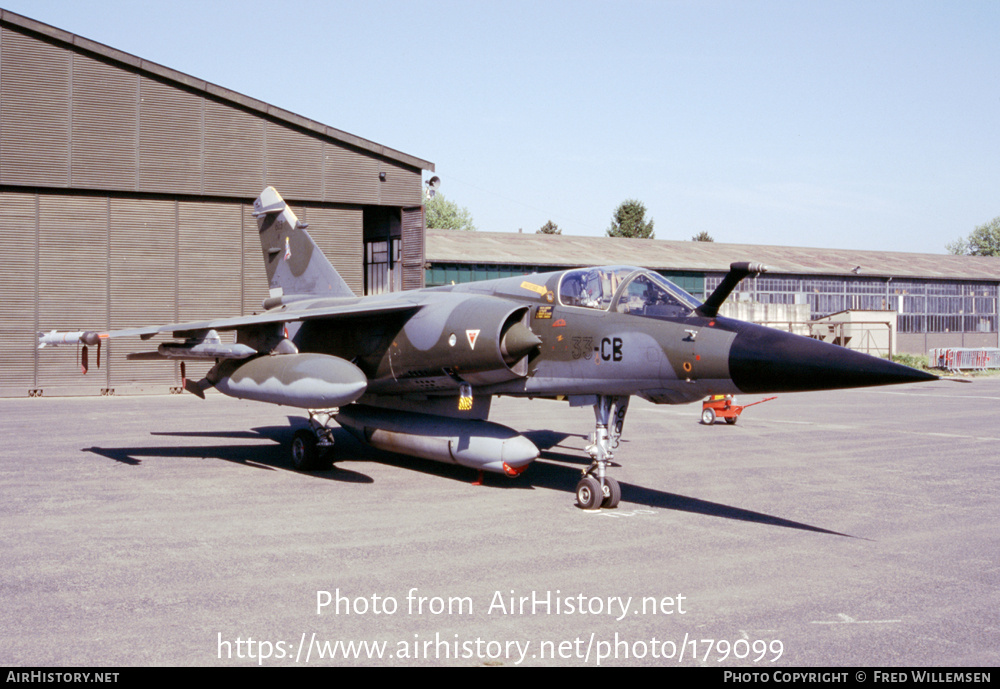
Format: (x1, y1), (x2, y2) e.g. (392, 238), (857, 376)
(576, 475), (621, 510)
(577, 395), (628, 510)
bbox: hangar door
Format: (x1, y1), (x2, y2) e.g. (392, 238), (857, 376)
(2, 192), (363, 397)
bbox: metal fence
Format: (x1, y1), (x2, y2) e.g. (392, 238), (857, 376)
(928, 348), (1000, 372)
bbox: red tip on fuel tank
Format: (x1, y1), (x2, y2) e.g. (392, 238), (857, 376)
(503, 462), (528, 477)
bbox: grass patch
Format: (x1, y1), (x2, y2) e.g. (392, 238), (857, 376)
(890, 353), (931, 371)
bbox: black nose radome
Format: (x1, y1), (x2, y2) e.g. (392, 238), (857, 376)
(727, 320), (938, 394)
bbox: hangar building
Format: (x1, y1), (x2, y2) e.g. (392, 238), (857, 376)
(0, 10), (433, 397)
(425, 230), (1000, 356)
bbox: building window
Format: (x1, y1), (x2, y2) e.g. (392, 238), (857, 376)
(703, 274), (998, 334)
(365, 238), (401, 295)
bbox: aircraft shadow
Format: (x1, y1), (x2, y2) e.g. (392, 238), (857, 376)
(90, 420), (852, 535)
(522, 459), (855, 537)
(515, 429), (849, 535)
(83, 424), (373, 484)
(522, 429), (592, 465)
(88, 419), (497, 486)
(333, 436), (854, 536)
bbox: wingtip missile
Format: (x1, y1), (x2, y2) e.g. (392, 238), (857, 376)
(38, 330), (104, 373)
(38, 330), (103, 348)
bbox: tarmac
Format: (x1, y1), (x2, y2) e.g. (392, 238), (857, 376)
(1, 378), (997, 667)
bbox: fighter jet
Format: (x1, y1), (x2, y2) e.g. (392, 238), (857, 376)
(39, 187), (937, 509)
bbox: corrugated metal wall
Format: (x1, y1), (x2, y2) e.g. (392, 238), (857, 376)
(72, 55), (139, 190)
(0, 194), (41, 392)
(140, 77), (204, 194)
(301, 207), (365, 293)
(35, 196), (108, 392)
(0, 19), (428, 397)
(0, 29), (71, 186)
(108, 199), (176, 388)
(0, 25), (425, 205)
(178, 201), (243, 385)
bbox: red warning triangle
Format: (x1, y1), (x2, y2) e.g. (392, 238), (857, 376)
(466, 329), (480, 350)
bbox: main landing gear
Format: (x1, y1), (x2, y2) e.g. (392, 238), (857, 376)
(290, 409), (337, 471)
(577, 395), (629, 510)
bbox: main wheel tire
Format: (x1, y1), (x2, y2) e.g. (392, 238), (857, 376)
(701, 407), (716, 425)
(576, 476), (603, 510)
(601, 476), (621, 509)
(291, 429), (320, 471)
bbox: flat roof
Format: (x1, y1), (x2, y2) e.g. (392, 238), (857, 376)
(0, 9), (434, 173)
(426, 229), (1000, 282)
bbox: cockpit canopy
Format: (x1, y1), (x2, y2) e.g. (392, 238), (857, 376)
(558, 266), (702, 319)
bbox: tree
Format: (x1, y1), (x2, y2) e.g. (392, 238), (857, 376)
(691, 231), (714, 242)
(425, 192), (476, 231)
(947, 216), (1000, 256)
(537, 220), (561, 235)
(606, 199), (654, 239)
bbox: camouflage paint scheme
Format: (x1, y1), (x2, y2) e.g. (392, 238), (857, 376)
(38, 188), (937, 509)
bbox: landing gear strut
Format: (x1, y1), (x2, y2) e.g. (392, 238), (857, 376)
(577, 395), (629, 510)
(290, 409), (337, 471)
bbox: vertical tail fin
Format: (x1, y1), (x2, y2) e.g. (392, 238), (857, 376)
(253, 187), (355, 299)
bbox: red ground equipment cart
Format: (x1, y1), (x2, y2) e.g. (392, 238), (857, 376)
(701, 395), (776, 425)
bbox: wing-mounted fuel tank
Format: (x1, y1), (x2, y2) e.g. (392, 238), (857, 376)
(210, 353), (367, 409)
(373, 295), (542, 393)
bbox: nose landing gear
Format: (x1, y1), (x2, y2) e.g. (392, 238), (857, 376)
(577, 395), (629, 510)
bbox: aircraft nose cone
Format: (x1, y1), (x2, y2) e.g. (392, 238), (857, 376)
(727, 321), (938, 394)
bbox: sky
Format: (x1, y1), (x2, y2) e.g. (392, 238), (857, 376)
(6, 0), (999, 254)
